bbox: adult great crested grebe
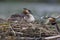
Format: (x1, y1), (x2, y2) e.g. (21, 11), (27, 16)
(45, 16), (60, 25)
(23, 8), (35, 23)
(45, 16), (60, 33)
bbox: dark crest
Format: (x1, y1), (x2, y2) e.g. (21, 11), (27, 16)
(23, 8), (32, 14)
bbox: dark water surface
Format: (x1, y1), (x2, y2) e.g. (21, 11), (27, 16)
(0, 2), (60, 19)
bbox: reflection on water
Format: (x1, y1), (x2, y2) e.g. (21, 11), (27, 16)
(0, 2), (60, 19)
(48, 0), (57, 3)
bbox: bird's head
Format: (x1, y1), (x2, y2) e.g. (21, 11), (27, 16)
(23, 8), (31, 15)
(48, 17), (56, 22)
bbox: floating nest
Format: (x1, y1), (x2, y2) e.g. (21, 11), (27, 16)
(7, 18), (58, 37)
(0, 16), (59, 38)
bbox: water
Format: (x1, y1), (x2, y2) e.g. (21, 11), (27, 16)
(0, 2), (60, 40)
(0, 2), (60, 19)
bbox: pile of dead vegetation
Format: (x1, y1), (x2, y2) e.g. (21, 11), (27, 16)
(0, 14), (59, 38)
(9, 18), (58, 37)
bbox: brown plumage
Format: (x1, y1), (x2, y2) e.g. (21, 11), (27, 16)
(23, 10), (29, 14)
(48, 17), (56, 23)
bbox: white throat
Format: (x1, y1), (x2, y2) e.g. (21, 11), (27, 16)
(24, 14), (35, 23)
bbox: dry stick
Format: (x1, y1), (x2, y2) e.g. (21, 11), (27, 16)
(55, 23), (60, 34)
(9, 24), (16, 36)
(9, 23), (24, 37)
(44, 35), (60, 40)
